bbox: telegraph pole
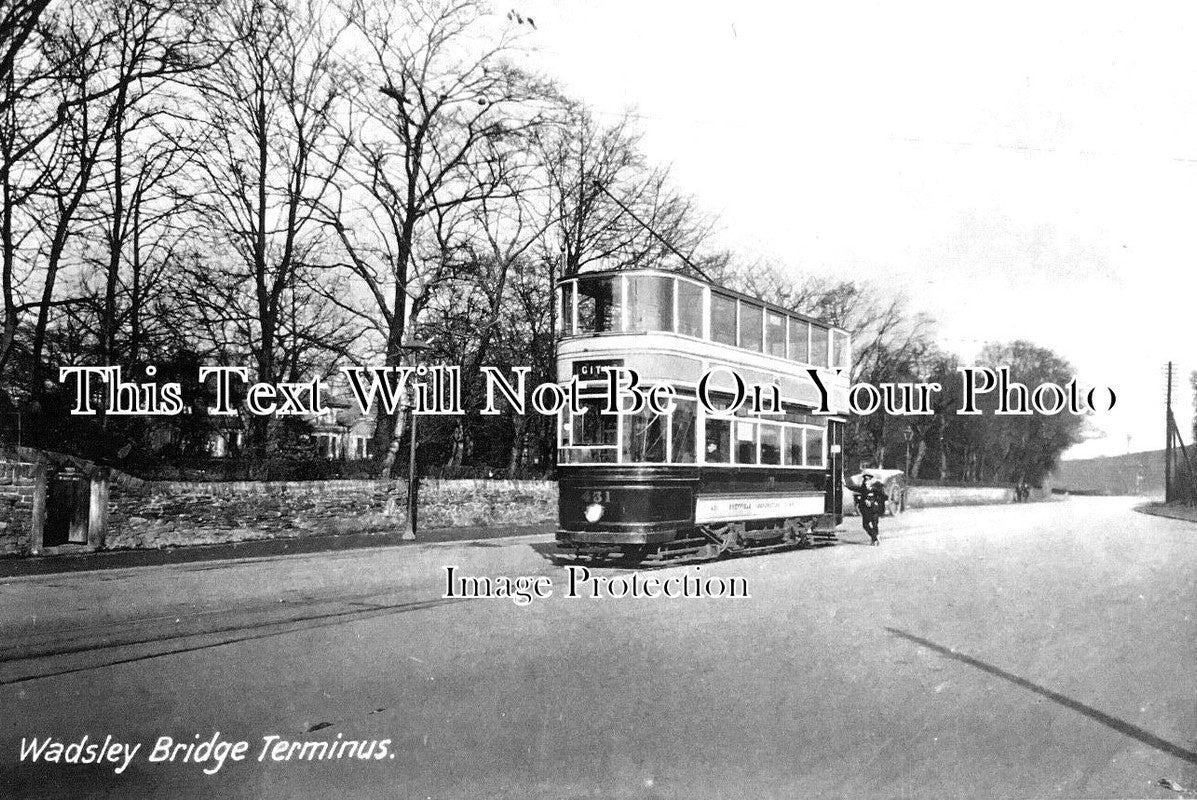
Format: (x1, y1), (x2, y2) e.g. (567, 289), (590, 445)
(1165, 361), (1173, 503)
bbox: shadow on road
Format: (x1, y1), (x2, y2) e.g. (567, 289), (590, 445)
(0, 596), (473, 688)
(886, 627), (1197, 766)
(526, 542), (678, 572)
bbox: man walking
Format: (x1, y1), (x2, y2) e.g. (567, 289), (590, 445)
(848, 472), (888, 546)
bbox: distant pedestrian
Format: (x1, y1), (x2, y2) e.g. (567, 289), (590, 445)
(848, 472), (888, 546)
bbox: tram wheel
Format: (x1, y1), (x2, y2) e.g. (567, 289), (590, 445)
(783, 518), (812, 548)
(699, 522), (746, 556)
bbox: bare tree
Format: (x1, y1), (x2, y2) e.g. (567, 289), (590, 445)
(535, 105), (716, 279)
(427, 184), (553, 468)
(0, 0), (102, 384)
(195, 0), (350, 460)
(0, 0), (209, 395)
(323, 0), (547, 474)
(0, 0), (52, 87)
(90, 0), (215, 371)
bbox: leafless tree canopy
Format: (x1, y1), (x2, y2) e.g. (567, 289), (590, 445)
(0, 0), (1079, 481)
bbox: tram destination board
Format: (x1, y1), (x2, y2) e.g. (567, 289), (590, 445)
(571, 358), (625, 381)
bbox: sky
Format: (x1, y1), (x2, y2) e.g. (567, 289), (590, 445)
(514, 0), (1197, 459)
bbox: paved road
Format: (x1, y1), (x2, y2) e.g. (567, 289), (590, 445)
(0, 497), (1193, 799)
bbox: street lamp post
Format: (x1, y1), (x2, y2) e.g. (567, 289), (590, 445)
(903, 425), (914, 475)
(403, 407), (419, 540)
(400, 337), (432, 541)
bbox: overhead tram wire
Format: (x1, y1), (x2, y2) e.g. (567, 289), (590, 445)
(590, 180), (713, 283)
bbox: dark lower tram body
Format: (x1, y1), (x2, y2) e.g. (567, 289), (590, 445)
(556, 463), (844, 563)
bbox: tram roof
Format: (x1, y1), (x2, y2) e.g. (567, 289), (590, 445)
(556, 267), (847, 334)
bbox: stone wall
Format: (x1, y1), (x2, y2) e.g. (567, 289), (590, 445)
(0, 460), (1050, 556)
(0, 460), (42, 557)
(905, 485), (1015, 509)
(105, 477), (557, 550)
(106, 479), (1029, 551)
(418, 480), (557, 530)
(904, 485), (1048, 509)
(106, 478), (400, 550)
(844, 483), (1050, 515)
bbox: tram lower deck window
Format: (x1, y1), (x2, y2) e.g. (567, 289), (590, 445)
(805, 427), (826, 466)
(670, 398), (697, 463)
(705, 418), (731, 462)
(734, 421), (756, 464)
(784, 428), (804, 466)
(759, 425), (782, 464)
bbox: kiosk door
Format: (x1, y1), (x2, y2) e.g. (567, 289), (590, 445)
(44, 468), (89, 547)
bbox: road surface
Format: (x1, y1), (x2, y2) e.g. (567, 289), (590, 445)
(0, 496), (1193, 799)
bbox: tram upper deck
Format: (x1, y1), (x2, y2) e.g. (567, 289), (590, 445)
(556, 268), (852, 427)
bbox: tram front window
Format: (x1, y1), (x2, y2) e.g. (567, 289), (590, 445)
(670, 398), (697, 463)
(573, 397), (617, 446)
(577, 276), (621, 333)
(677, 280), (704, 338)
(623, 407), (667, 463)
(627, 275), (674, 333)
(705, 417), (731, 463)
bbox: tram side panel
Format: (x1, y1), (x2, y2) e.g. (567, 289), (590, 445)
(556, 460), (838, 550)
(557, 466), (697, 545)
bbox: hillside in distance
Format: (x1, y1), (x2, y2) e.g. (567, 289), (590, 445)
(1051, 449), (1164, 497)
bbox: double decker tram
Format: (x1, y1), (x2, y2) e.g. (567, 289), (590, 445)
(554, 268), (852, 563)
